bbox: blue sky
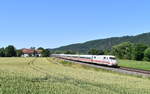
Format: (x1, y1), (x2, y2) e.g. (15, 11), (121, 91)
(0, 0), (150, 49)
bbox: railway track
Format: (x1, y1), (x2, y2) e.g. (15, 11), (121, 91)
(119, 66), (150, 75)
(56, 58), (150, 77)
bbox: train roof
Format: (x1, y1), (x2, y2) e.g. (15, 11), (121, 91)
(53, 54), (115, 57)
(79, 55), (115, 57)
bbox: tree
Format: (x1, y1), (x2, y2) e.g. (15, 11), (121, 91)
(0, 48), (5, 57)
(64, 50), (76, 54)
(37, 47), (44, 51)
(104, 49), (111, 55)
(16, 50), (23, 57)
(5, 45), (16, 57)
(88, 49), (104, 55)
(42, 49), (50, 57)
(30, 47), (36, 50)
(112, 42), (133, 59)
(54, 51), (63, 54)
(132, 44), (148, 60)
(33, 50), (37, 57)
(144, 48), (150, 61)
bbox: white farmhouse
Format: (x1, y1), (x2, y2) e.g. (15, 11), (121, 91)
(22, 49), (42, 57)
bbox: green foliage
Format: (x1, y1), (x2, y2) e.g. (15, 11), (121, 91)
(112, 42), (133, 59)
(5, 45), (16, 57)
(104, 49), (111, 55)
(0, 48), (5, 57)
(144, 48), (150, 61)
(112, 42), (148, 61)
(132, 44), (148, 60)
(64, 50), (76, 54)
(16, 50), (23, 57)
(33, 50), (38, 56)
(37, 47), (44, 51)
(51, 50), (64, 54)
(88, 49), (104, 55)
(30, 47), (36, 50)
(42, 49), (51, 57)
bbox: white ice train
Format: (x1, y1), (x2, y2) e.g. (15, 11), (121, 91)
(52, 54), (118, 66)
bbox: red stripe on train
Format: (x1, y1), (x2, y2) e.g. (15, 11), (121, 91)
(63, 57), (111, 65)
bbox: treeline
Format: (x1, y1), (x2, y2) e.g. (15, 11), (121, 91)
(2, 42), (150, 61)
(0, 45), (17, 57)
(0, 45), (51, 57)
(55, 42), (150, 62)
(87, 42), (150, 61)
(111, 42), (150, 61)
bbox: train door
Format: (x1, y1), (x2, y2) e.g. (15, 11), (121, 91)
(106, 57), (109, 62)
(92, 56), (94, 63)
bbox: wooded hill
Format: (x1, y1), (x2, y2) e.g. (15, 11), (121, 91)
(53, 32), (150, 54)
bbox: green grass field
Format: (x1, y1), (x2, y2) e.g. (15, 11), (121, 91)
(118, 59), (150, 70)
(0, 57), (150, 94)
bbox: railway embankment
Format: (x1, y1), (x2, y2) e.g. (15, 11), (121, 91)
(57, 58), (150, 78)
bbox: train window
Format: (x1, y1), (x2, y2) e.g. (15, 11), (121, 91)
(80, 56), (91, 59)
(109, 57), (116, 60)
(104, 57), (106, 59)
(94, 56), (96, 59)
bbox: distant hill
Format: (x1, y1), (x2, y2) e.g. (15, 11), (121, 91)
(53, 32), (150, 54)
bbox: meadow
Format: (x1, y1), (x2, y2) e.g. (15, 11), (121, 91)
(118, 59), (150, 70)
(0, 57), (150, 94)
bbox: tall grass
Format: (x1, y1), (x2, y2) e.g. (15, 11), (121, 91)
(0, 57), (149, 94)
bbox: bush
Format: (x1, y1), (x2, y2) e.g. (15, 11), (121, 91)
(0, 48), (5, 57)
(88, 49), (104, 55)
(112, 42), (133, 59)
(64, 50), (76, 54)
(132, 44), (148, 61)
(42, 49), (51, 57)
(5, 45), (16, 57)
(144, 48), (150, 61)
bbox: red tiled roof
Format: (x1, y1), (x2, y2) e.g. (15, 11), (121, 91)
(22, 49), (42, 54)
